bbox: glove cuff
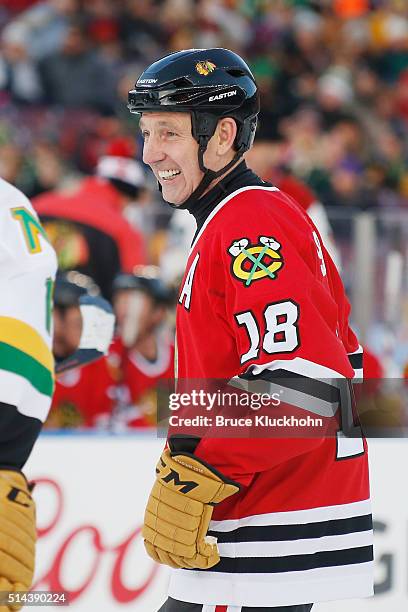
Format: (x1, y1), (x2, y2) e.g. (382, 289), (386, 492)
(168, 435), (241, 495)
(157, 449), (240, 505)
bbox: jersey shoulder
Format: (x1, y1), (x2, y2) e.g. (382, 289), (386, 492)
(0, 177), (42, 236)
(0, 178), (36, 214)
(0, 178), (57, 270)
(212, 185), (312, 235)
(203, 186), (316, 265)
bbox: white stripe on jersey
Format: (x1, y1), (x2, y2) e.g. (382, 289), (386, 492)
(239, 377), (338, 418)
(0, 370), (51, 423)
(348, 344), (363, 355)
(209, 498), (371, 530)
(248, 356), (346, 380)
(168, 562), (374, 608)
(169, 498), (373, 607)
(128, 337), (172, 376)
(218, 529), (373, 558)
(234, 356), (354, 418)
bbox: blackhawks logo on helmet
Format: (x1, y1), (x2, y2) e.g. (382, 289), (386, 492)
(195, 60), (216, 76)
(228, 236), (284, 287)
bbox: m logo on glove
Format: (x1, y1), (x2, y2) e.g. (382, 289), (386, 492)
(143, 443), (240, 569)
(159, 462), (199, 494)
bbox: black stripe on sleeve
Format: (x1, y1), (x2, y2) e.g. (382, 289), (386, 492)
(240, 368), (340, 403)
(0, 402), (42, 469)
(208, 514), (373, 543)
(202, 545), (374, 574)
(348, 352), (363, 371)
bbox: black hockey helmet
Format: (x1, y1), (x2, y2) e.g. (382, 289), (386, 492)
(113, 266), (174, 305)
(128, 48), (259, 205)
(54, 271), (100, 308)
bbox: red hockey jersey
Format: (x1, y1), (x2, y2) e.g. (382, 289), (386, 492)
(48, 358), (115, 428)
(170, 185), (373, 607)
(108, 335), (174, 428)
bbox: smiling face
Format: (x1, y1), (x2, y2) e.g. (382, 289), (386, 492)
(140, 112), (237, 206)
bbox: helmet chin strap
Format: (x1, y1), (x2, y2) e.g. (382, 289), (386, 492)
(163, 136), (243, 210)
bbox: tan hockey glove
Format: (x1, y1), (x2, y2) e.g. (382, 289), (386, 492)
(0, 470), (36, 611)
(143, 448), (240, 570)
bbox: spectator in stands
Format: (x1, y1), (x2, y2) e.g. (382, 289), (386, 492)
(1, 1), (406, 211)
(108, 266), (175, 429)
(119, 0), (165, 62)
(0, 143), (24, 186)
(39, 21), (116, 111)
(4, 0), (80, 60)
(47, 271), (116, 429)
(28, 141), (67, 197)
(0, 22), (43, 104)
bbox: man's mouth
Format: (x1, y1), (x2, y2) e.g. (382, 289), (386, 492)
(158, 169), (181, 181)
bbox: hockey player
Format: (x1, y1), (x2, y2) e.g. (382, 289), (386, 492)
(47, 272), (116, 429)
(0, 177), (57, 609)
(128, 49), (373, 611)
(109, 267), (175, 428)
(0, 180), (114, 608)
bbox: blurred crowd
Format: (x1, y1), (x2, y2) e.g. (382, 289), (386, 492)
(49, 268), (176, 430)
(0, 0), (407, 208)
(0, 0), (408, 429)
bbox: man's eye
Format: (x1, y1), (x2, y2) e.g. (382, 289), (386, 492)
(141, 131), (149, 139)
(167, 131), (177, 137)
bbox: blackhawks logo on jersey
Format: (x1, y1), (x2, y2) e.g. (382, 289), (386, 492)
(228, 236), (284, 287)
(195, 60), (216, 76)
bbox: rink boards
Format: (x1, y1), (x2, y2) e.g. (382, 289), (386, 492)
(25, 435), (407, 612)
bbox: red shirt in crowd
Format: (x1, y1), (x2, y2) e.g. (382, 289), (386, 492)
(108, 335), (174, 428)
(48, 357), (116, 428)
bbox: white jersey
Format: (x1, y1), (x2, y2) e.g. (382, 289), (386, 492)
(0, 178), (57, 425)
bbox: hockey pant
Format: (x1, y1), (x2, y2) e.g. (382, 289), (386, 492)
(158, 598), (313, 611)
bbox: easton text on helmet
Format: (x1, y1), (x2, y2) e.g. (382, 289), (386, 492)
(209, 90), (237, 102)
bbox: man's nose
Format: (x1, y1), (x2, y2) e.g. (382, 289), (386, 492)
(143, 134), (165, 166)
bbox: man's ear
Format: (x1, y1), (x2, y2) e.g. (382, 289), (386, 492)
(217, 118), (237, 154)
